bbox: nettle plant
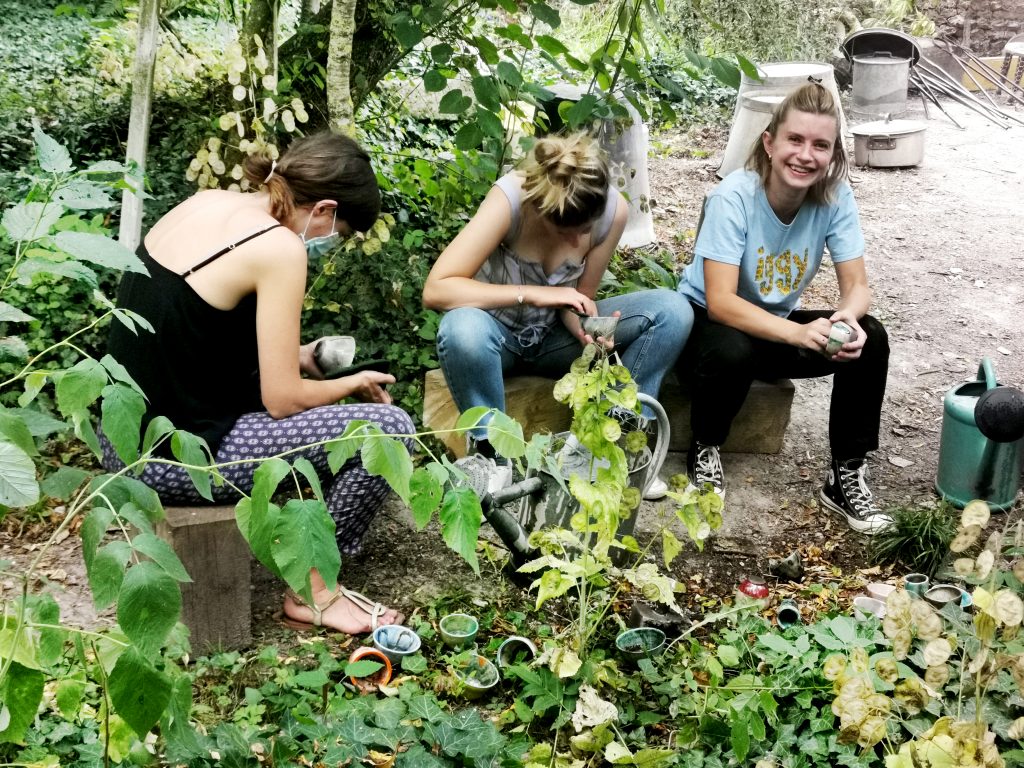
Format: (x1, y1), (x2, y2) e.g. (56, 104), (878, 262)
(824, 500), (1024, 768)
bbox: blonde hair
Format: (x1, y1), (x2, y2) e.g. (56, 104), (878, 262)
(242, 132), (381, 232)
(520, 132), (609, 227)
(746, 82), (848, 206)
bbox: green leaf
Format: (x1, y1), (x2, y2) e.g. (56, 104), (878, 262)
(325, 420), (369, 473)
(0, 440), (38, 507)
(89, 474), (162, 518)
(345, 659), (384, 677)
(0, 301), (33, 323)
(55, 358), (107, 418)
(108, 647), (173, 737)
(477, 109), (505, 139)
(496, 61), (524, 88)
(717, 643), (740, 667)
(361, 434), (412, 503)
(662, 528), (682, 568)
(730, 712), (750, 763)
(529, 1), (561, 27)
(536, 35), (568, 56)
(41, 465), (90, 501)
(170, 430), (213, 501)
(33, 119), (73, 173)
(1, 202), (63, 242)
(0, 336), (29, 362)
(408, 692), (446, 722)
(423, 69), (447, 92)
(473, 36), (499, 65)
(471, 76), (502, 111)
(80, 507), (113, 568)
(709, 57), (740, 89)
(8, 407), (66, 439)
(131, 533), (192, 582)
(16, 255), (99, 288)
(272, 499), (341, 598)
(54, 231), (148, 274)
(455, 406), (491, 431)
(88, 542), (130, 610)
(0, 662), (44, 744)
(292, 457), (324, 504)
(409, 465), (444, 529)
(534, 568), (576, 608)
(567, 94), (599, 128)
(0, 407), (37, 457)
(117, 561), (182, 656)
(0, 621), (41, 670)
(100, 354), (144, 394)
(142, 416), (175, 457)
(33, 594), (62, 667)
(240, 458), (290, 567)
(54, 179), (114, 209)
(736, 54), (760, 81)
(55, 676), (86, 719)
(438, 90), (471, 115)
(393, 19), (423, 49)
(438, 486), (481, 574)
(430, 43), (454, 64)
(101, 383), (145, 465)
(486, 410), (526, 459)
(757, 633), (799, 657)
(401, 653), (427, 673)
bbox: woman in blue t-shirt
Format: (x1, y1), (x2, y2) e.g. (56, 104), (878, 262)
(424, 133), (693, 500)
(677, 83), (891, 533)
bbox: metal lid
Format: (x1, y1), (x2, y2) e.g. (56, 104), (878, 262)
(850, 119), (926, 136)
(842, 27), (921, 65)
(852, 53), (911, 65)
(739, 94), (784, 113)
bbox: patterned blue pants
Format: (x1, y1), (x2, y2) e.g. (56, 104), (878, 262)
(100, 404), (415, 554)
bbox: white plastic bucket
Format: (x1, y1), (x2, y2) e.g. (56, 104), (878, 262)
(717, 94), (784, 179)
(852, 54), (911, 118)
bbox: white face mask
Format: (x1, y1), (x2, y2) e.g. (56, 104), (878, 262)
(301, 208), (339, 259)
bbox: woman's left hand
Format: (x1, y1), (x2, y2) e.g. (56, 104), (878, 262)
(827, 310), (867, 361)
(344, 371), (395, 404)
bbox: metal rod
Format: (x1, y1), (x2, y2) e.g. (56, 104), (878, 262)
(916, 70), (1011, 128)
(931, 39), (1024, 125)
(946, 42), (1024, 107)
(909, 70), (965, 129)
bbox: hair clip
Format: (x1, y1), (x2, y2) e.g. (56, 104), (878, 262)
(263, 159), (277, 184)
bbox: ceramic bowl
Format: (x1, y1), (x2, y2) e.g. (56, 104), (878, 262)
(439, 613), (479, 649)
(347, 646), (393, 692)
(853, 595), (886, 620)
(866, 582), (896, 602)
(580, 315), (619, 339)
(924, 583), (964, 610)
(496, 636), (537, 669)
(903, 573), (929, 596)
(615, 627), (666, 661)
(452, 653), (499, 699)
(372, 624), (422, 665)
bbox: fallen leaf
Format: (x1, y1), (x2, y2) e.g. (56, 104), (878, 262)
(46, 568), (68, 582)
(888, 456), (914, 468)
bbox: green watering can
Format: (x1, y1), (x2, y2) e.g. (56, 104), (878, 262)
(935, 358), (1024, 510)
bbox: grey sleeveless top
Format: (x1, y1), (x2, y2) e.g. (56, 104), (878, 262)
(475, 173), (618, 347)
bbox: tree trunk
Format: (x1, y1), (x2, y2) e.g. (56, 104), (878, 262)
(326, 0), (358, 134)
(242, 0), (276, 60)
(118, 0), (161, 252)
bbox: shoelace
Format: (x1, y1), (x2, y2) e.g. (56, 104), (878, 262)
(695, 445), (724, 487)
(839, 463), (882, 515)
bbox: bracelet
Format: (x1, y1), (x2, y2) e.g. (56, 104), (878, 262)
(516, 286), (524, 305)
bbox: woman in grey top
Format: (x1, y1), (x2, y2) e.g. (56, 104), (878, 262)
(423, 133), (692, 499)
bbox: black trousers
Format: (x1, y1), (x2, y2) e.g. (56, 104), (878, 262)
(676, 303), (890, 460)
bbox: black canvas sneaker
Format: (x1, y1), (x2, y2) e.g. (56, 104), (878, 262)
(685, 441), (725, 500)
(819, 458), (893, 534)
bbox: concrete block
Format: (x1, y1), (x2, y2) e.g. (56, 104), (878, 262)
(422, 368), (794, 456)
(157, 505), (251, 653)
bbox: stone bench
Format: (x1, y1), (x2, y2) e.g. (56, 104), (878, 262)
(422, 368), (794, 457)
(156, 505), (251, 653)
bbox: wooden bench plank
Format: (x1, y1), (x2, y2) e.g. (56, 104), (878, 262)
(157, 505), (251, 652)
(422, 368), (794, 456)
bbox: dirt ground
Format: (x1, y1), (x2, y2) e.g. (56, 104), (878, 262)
(3, 91), (1023, 641)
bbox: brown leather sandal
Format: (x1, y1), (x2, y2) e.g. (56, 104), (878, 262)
(282, 587), (402, 633)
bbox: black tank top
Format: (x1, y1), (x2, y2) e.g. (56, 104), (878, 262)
(107, 225), (282, 456)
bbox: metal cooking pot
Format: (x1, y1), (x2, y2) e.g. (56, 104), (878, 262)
(850, 118), (926, 167)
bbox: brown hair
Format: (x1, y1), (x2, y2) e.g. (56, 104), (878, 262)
(520, 132), (609, 228)
(746, 82), (848, 205)
(243, 132), (381, 232)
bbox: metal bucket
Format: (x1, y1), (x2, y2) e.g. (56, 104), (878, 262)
(852, 54), (911, 118)
(717, 94), (784, 179)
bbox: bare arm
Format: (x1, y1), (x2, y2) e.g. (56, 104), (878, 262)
(253, 236), (393, 418)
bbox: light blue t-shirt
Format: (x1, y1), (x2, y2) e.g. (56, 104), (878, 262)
(679, 170), (865, 317)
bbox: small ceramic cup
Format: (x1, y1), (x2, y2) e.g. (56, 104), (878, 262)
(615, 627), (667, 661)
(496, 636), (537, 669)
(347, 646), (393, 692)
(452, 653), (499, 699)
(853, 596), (886, 620)
(372, 624), (422, 666)
(776, 599), (801, 629)
(903, 573), (930, 597)
(439, 613), (479, 649)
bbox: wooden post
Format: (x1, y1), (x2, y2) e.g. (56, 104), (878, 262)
(118, 0), (160, 254)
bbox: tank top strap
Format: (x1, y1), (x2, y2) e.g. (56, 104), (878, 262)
(179, 223), (285, 278)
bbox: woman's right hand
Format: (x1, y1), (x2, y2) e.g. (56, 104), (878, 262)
(791, 317), (835, 353)
(526, 285), (597, 316)
(343, 371), (395, 404)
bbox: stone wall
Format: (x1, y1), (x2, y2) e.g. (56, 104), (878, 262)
(933, 0), (1024, 55)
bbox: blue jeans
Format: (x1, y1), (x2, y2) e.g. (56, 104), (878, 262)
(436, 288), (694, 436)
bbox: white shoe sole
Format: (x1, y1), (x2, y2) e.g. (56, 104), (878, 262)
(819, 490), (892, 534)
(643, 477), (669, 500)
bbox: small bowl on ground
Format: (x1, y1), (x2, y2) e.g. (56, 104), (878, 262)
(347, 647), (393, 693)
(853, 596), (886, 620)
(924, 583), (964, 610)
(903, 573), (929, 596)
(866, 582), (896, 602)
(496, 636), (537, 669)
(372, 624), (422, 666)
(439, 613), (479, 649)
(452, 653), (499, 699)
(615, 627), (666, 661)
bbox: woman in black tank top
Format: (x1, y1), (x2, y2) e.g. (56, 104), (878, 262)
(102, 132), (414, 636)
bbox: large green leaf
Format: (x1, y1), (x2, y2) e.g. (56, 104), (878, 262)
(88, 540), (131, 611)
(32, 594), (62, 667)
(536, 34), (569, 56)
(496, 61), (524, 88)
(0, 407), (37, 457)
(117, 561), (181, 656)
(438, 89), (471, 115)
(0, 620), (41, 670)
(1, 202), (63, 242)
(55, 675), (86, 719)
(455, 123), (484, 150)
(89, 474), (162, 519)
(471, 76), (501, 111)
(240, 458), (291, 568)
(41, 465), (90, 501)
(409, 465), (444, 529)
(54, 231), (148, 274)
(325, 420), (369, 473)
(101, 383), (145, 465)
(100, 354), (145, 394)
(0, 662), (44, 745)
(141, 415), (175, 457)
(0, 336), (28, 362)
(709, 57), (740, 89)
(13, 407), (68, 438)
(33, 119), (73, 173)
(361, 434), (412, 503)
(80, 506), (114, 568)
(438, 486), (481, 574)
(108, 647), (173, 737)
(55, 358), (107, 418)
(0, 301), (34, 323)
(272, 498), (341, 597)
(170, 430), (213, 500)
(486, 410), (526, 459)
(16, 256), (99, 288)
(423, 69), (447, 92)
(0, 440), (38, 507)
(131, 533), (192, 583)
(477, 109), (505, 140)
(54, 179), (114, 209)
(291, 457), (324, 504)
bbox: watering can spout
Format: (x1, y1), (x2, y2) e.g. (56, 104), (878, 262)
(935, 357), (1024, 510)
